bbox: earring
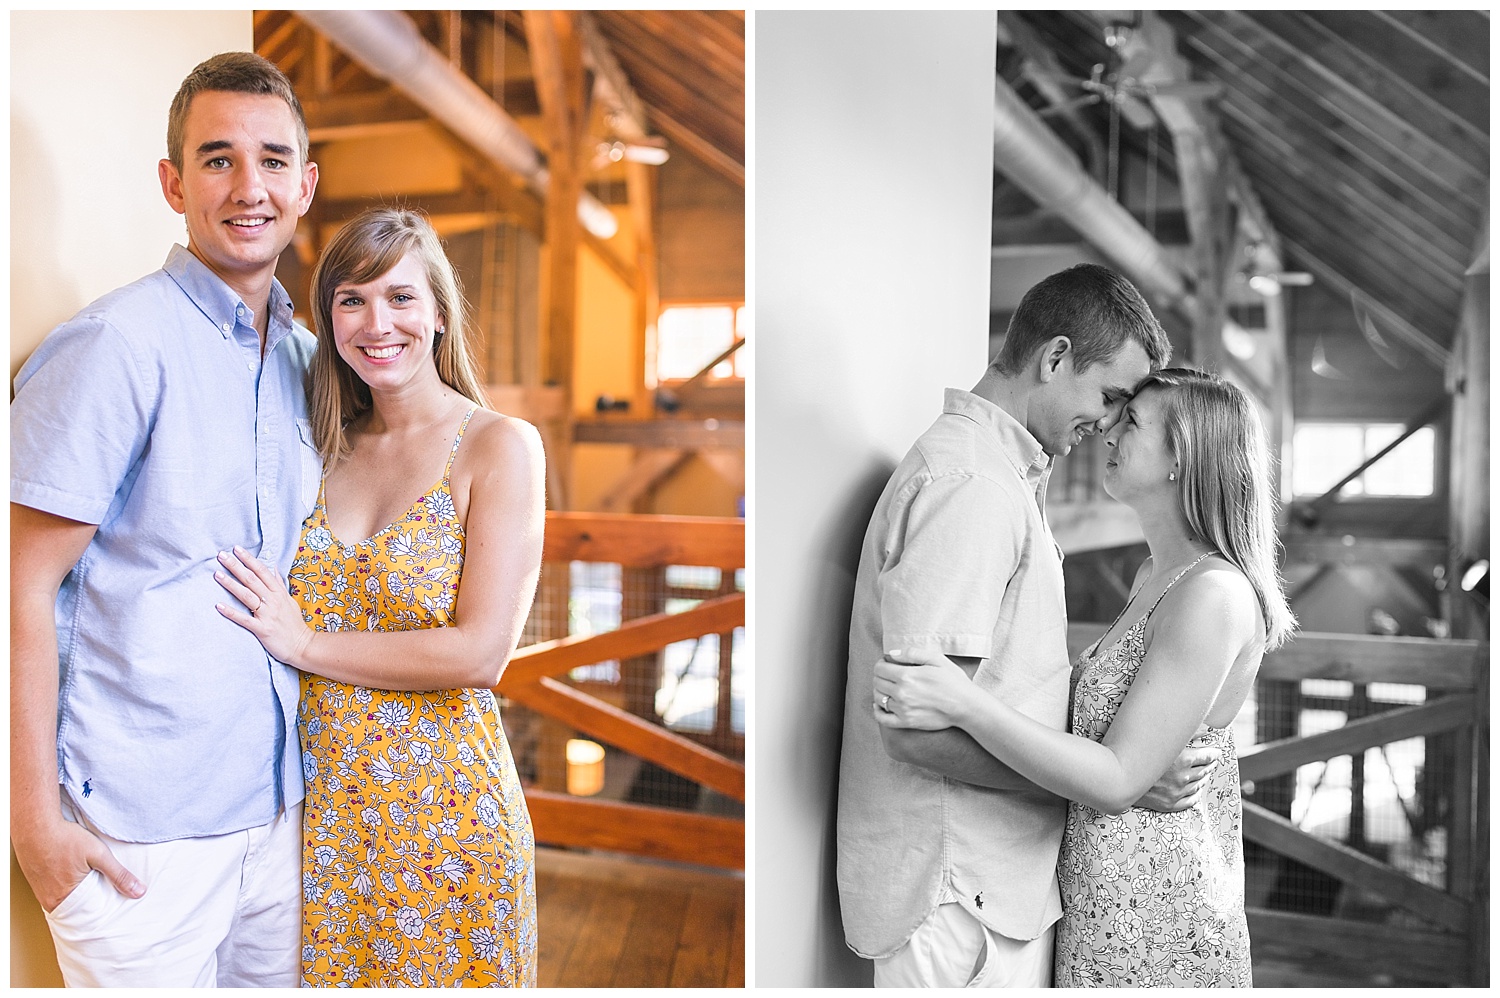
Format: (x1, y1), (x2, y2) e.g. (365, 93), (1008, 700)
(1169, 471), (1177, 481)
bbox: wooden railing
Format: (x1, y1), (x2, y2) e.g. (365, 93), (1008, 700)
(1069, 623), (1489, 986)
(498, 512), (745, 870)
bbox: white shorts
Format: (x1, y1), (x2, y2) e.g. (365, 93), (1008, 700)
(44, 798), (302, 988)
(874, 902), (1055, 988)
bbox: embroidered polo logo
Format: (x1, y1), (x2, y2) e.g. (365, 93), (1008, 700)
(82, 780), (93, 798)
(975, 893), (983, 909)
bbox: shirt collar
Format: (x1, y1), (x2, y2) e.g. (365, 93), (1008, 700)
(162, 244), (295, 348)
(942, 388), (1052, 482)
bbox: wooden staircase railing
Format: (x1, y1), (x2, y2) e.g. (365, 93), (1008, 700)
(498, 512), (745, 870)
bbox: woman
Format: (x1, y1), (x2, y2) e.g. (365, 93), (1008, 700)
(875, 368), (1294, 987)
(214, 207), (545, 987)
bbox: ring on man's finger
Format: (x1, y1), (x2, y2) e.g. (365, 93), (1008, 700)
(880, 694), (891, 712)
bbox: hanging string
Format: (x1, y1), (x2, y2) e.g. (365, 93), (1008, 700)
(1107, 94), (1120, 201)
(1146, 116), (1159, 237)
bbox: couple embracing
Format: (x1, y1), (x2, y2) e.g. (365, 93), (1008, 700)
(13, 52), (542, 987)
(837, 265), (1294, 988)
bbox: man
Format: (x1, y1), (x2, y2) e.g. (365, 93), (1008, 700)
(837, 264), (1207, 987)
(11, 52), (319, 987)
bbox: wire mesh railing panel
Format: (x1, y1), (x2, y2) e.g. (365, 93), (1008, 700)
(499, 555), (744, 819)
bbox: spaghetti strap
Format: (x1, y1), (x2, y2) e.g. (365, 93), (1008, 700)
(1092, 551), (1214, 654)
(1144, 552), (1212, 621)
(443, 406), (479, 480)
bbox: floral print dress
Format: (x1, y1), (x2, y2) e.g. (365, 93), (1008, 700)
(290, 407), (537, 988)
(1054, 555), (1252, 987)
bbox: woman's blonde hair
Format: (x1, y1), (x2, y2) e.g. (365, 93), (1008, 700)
(307, 207), (488, 460)
(1137, 367), (1297, 650)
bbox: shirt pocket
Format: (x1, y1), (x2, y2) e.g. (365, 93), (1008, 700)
(296, 418), (323, 515)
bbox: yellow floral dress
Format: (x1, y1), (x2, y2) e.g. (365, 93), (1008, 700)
(290, 408), (537, 988)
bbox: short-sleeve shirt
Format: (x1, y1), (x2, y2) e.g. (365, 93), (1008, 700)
(837, 388), (1071, 957)
(11, 245), (321, 843)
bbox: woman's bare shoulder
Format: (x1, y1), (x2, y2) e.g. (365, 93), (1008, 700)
(459, 409), (544, 472)
(1169, 559), (1261, 640)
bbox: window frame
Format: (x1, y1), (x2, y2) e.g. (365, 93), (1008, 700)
(651, 300), (746, 388)
(1289, 419), (1440, 500)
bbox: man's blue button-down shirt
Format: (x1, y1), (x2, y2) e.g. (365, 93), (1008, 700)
(12, 245), (320, 842)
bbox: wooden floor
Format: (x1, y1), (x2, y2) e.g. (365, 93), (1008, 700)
(536, 847), (744, 987)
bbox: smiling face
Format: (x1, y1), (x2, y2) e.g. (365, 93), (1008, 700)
(330, 250), (446, 393)
(158, 91), (317, 298)
(1029, 338), (1152, 457)
(1102, 385), (1178, 504)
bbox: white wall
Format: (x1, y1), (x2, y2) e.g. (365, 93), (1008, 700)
(754, 12), (998, 987)
(9, 10), (251, 380)
(9, 11), (251, 986)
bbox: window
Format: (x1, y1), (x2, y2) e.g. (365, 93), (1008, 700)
(1291, 423), (1435, 498)
(654, 304), (746, 383)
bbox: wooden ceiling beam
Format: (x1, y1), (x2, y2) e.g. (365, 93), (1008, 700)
(301, 89), (429, 134)
(1373, 10), (1488, 86)
(1258, 12), (1487, 153)
(649, 107), (744, 188)
(1280, 235), (1450, 371)
(1307, 12), (1487, 135)
(593, 20), (743, 127)
(1221, 106), (1472, 291)
(1186, 12), (1486, 209)
(1197, 54), (1479, 256)
(577, 10), (650, 141)
(257, 12), (301, 65)
(628, 11), (744, 81)
(1236, 159), (1458, 328)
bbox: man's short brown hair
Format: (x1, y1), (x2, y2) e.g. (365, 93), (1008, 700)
(166, 52), (308, 173)
(992, 264), (1171, 375)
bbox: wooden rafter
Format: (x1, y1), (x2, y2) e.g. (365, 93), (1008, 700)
(648, 107), (744, 188)
(1373, 10), (1489, 86)
(1191, 11), (1484, 206)
(1279, 236), (1450, 370)
(578, 10), (650, 140)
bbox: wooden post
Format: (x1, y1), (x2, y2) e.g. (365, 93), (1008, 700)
(1134, 13), (1232, 371)
(1470, 645), (1489, 985)
(525, 9), (588, 510)
(621, 566), (667, 722)
(1448, 216), (1488, 983)
(532, 560), (574, 795)
(1348, 684), (1367, 853)
(629, 160), (660, 415)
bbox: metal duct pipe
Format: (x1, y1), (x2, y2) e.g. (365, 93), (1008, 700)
(992, 75), (1192, 314)
(298, 9), (619, 239)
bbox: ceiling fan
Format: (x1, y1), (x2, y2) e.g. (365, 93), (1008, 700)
(1030, 14), (1222, 204)
(1036, 13), (1222, 123)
